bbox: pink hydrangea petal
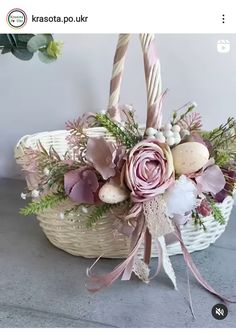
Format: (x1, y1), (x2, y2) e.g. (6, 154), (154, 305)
(86, 137), (117, 180)
(69, 179), (95, 204)
(196, 165), (226, 195)
(64, 167), (100, 204)
(81, 170), (99, 192)
(64, 170), (81, 195)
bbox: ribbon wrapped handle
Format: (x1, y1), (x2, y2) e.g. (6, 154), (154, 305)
(107, 34), (163, 129)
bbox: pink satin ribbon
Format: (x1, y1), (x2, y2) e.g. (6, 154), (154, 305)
(174, 222), (236, 303)
(86, 216), (146, 292)
(86, 213), (236, 305)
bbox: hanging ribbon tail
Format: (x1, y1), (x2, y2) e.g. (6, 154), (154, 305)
(121, 256), (135, 281)
(174, 222), (236, 303)
(144, 228), (152, 265)
(186, 267), (196, 320)
(86, 218), (146, 292)
(132, 256), (150, 283)
(157, 236), (177, 290)
(128, 227), (151, 283)
(149, 237), (163, 280)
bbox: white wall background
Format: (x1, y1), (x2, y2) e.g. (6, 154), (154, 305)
(0, 34), (236, 179)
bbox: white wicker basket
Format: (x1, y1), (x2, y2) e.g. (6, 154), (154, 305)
(15, 34), (235, 259)
(15, 129), (234, 258)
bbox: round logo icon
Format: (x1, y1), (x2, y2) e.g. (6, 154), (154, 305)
(211, 303), (228, 320)
(7, 8), (27, 29)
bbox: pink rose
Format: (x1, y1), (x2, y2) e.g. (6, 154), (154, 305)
(124, 139), (174, 202)
(64, 167), (100, 204)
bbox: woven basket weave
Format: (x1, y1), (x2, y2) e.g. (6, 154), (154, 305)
(15, 34), (234, 258)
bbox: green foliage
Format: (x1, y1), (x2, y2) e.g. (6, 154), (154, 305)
(207, 197), (225, 225)
(86, 201), (129, 228)
(202, 117), (236, 167)
(86, 203), (115, 227)
(192, 211), (206, 231)
(0, 34), (62, 62)
(214, 150), (231, 167)
(203, 117), (236, 149)
(96, 113), (139, 148)
(64, 205), (83, 216)
(27, 34), (53, 52)
(20, 192), (66, 216)
(172, 103), (196, 125)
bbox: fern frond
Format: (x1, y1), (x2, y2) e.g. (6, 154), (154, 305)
(207, 197), (225, 225)
(95, 114), (139, 148)
(86, 200), (129, 228)
(20, 192), (66, 216)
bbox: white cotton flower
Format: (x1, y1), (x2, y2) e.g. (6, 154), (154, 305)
(172, 125), (181, 133)
(164, 130), (174, 138)
(155, 131), (166, 143)
(173, 133), (181, 145)
(165, 175), (197, 216)
(21, 193), (27, 200)
(166, 137), (175, 146)
(146, 127), (157, 136)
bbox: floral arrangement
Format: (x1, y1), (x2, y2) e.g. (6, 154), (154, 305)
(19, 104), (236, 228)
(17, 33), (236, 304)
(0, 34), (63, 62)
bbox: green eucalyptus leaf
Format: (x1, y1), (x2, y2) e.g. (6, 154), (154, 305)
(0, 34), (11, 47)
(43, 34), (54, 42)
(17, 34), (35, 43)
(1, 46), (11, 54)
(11, 48), (34, 61)
(7, 34), (18, 47)
(27, 34), (53, 53)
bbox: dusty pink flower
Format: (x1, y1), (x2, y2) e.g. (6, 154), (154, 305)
(86, 137), (124, 180)
(64, 167), (100, 204)
(196, 199), (212, 217)
(188, 158), (226, 195)
(124, 139), (174, 202)
(195, 164), (226, 195)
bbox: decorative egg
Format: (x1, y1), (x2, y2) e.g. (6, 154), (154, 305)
(171, 142), (209, 174)
(98, 183), (129, 204)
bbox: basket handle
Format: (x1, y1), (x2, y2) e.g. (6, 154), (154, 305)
(107, 34), (163, 129)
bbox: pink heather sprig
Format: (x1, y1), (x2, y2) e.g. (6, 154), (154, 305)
(178, 111), (202, 131)
(65, 133), (84, 160)
(65, 112), (97, 133)
(17, 147), (41, 173)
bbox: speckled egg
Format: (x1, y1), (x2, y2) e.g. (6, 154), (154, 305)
(171, 142), (209, 174)
(98, 183), (129, 204)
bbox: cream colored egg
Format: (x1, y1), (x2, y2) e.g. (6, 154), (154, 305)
(171, 142), (209, 174)
(98, 183), (129, 204)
